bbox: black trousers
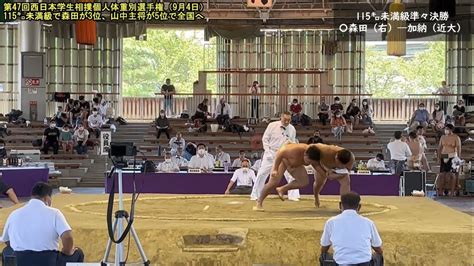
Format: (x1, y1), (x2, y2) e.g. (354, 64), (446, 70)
(439, 101), (448, 113)
(230, 185), (252, 195)
(251, 99), (259, 118)
(157, 128), (170, 139)
(216, 114), (230, 125)
(3, 246), (84, 266)
(43, 141), (59, 154)
(318, 113), (329, 125)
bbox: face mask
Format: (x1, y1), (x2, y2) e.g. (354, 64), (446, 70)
(419, 107), (425, 110)
(242, 168), (248, 173)
(50, 124), (56, 128)
(93, 111), (98, 115)
(445, 130), (450, 135)
(335, 101), (340, 104)
(165, 158), (171, 163)
(336, 115), (341, 118)
(62, 128), (69, 132)
(198, 149), (206, 156)
(376, 159), (381, 162)
(0, 146), (4, 149)
(363, 102), (368, 106)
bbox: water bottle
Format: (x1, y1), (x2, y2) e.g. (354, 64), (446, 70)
(224, 162), (229, 173)
(43, 117), (48, 125)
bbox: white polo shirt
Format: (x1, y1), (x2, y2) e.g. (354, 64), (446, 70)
(387, 139), (412, 161)
(321, 210), (382, 264)
(1, 199), (71, 251)
(189, 154), (214, 170)
(230, 168), (255, 186)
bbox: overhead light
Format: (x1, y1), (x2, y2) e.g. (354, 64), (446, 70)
(387, 0), (406, 56)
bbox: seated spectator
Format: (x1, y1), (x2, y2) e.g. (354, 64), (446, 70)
(290, 99), (302, 125)
(54, 106), (63, 121)
(172, 147), (189, 168)
(0, 140), (7, 159)
(232, 150), (252, 168)
(191, 98), (209, 123)
(157, 151), (180, 173)
(169, 132), (185, 154)
(409, 103), (430, 130)
(155, 110), (170, 140)
(43, 121), (60, 155)
(214, 145), (231, 167)
(430, 103), (445, 132)
(59, 125), (74, 154)
(307, 129), (324, 144)
(406, 131), (424, 170)
(224, 159), (255, 195)
(0, 182), (84, 266)
(345, 98), (361, 126)
(330, 111), (346, 140)
(183, 142), (196, 161)
(318, 97), (330, 126)
(188, 143), (214, 172)
(64, 99), (74, 113)
(330, 96), (344, 115)
(55, 112), (69, 129)
(452, 99), (466, 126)
(87, 108), (103, 138)
(360, 99), (374, 127)
(320, 192), (383, 266)
(0, 174), (19, 205)
(367, 154), (386, 171)
(73, 125), (89, 155)
(78, 95), (90, 118)
(216, 98), (231, 126)
(69, 102), (82, 128)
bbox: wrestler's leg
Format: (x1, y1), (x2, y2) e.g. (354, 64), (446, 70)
(276, 166), (309, 198)
(313, 173), (327, 208)
(254, 161), (286, 211)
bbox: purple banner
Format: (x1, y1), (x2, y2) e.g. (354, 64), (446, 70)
(105, 172), (400, 196)
(0, 168), (49, 197)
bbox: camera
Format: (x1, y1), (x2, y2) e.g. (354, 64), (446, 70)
(110, 142), (136, 157)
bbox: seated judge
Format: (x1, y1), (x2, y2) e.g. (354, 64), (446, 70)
(367, 154), (386, 171)
(172, 146), (189, 168)
(156, 151), (180, 173)
(188, 143), (214, 173)
(224, 159), (255, 195)
(231, 150), (252, 169)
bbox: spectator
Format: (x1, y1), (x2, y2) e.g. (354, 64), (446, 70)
(345, 98), (361, 126)
(452, 99), (466, 126)
(191, 98), (209, 123)
(224, 159), (255, 195)
(435, 81), (451, 113)
(214, 145), (231, 167)
(416, 126), (428, 151)
(78, 95), (90, 115)
(307, 129), (324, 144)
(430, 103), (445, 133)
(59, 125), (74, 154)
(232, 150), (252, 169)
(155, 110), (170, 140)
(290, 99), (302, 125)
(43, 121), (60, 155)
(64, 99), (75, 113)
(437, 124), (462, 197)
(406, 131), (423, 170)
(216, 98), (231, 126)
(69, 101), (82, 128)
(360, 99), (374, 127)
(55, 112), (69, 129)
(54, 106), (63, 121)
(367, 154), (386, 171)
(0, 140), (7, 159)
(188, 143), (214, 172)
(331, 111), (346, 140)
(0, 172), (19, 205)
(73, 125), (89, 155)
(387, 131), (412, 176)
(156, 151), (180, 173)
(409, 103), (430, 130)
(183, 142), (197, 161)
(0, 182), (84, 265)
(161, 78), (175, 116)
(318, 97), (330, 126)
(320, 192), (383, 265)
(87, 108), (103, 138)
(172, 146), (189, 168)
(330, 96), (344, 115)
(249, 81), (260, 119)
(169, 132), (185, 154)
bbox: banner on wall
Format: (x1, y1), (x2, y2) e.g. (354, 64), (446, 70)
(100, 131), (111, 156)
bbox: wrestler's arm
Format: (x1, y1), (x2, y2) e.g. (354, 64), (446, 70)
(457, 136), (462, 159)
(311, 161), (328, 178)
(326, 154), (354, 180)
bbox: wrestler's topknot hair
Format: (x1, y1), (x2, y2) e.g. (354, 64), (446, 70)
(305, 145), (321, 161)
(336, 149), (352, 164)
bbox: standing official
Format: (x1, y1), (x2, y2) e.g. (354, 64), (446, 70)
(250, 112), (300, 201)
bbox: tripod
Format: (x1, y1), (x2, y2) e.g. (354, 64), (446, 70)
(102, 167), (150, 266)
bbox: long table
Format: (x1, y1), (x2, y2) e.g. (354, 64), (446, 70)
(0, 167), (49, 197)
(105, 172), (400, 196)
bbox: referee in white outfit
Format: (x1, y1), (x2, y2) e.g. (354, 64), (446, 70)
(250, 111), (300, 201)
